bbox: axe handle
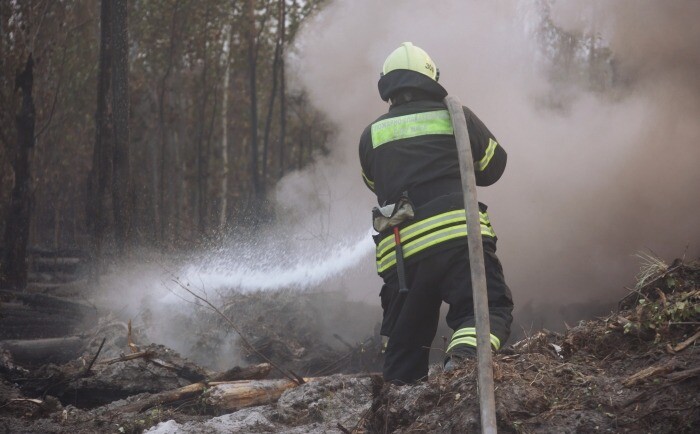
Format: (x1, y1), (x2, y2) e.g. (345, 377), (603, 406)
(394, 227), (409, 294)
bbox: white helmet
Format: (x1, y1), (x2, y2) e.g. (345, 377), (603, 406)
(381, 42), (439, 82)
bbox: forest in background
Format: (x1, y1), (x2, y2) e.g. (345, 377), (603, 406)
(1, 0), (332, 289)
(0, 0), (620, 291)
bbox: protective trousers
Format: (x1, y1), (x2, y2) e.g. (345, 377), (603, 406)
(379, 239), (513, 384)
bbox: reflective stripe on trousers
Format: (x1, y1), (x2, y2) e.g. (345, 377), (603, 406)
(447, 327), (501, 353)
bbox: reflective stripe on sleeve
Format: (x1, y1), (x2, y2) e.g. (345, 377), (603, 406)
(361, 170), (375, 190)
(476, 138), (499, 171)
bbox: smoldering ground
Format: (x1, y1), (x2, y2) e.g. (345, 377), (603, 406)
(94, 0), (700, 365)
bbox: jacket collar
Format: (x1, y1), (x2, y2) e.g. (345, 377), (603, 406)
(378, 69), (448, 103)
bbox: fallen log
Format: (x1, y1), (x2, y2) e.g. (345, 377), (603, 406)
(113, 381), (208, 414)
(671, 329), (700, 353)
(623, 360), (677, 387)
(31, 256), (82, 274)
(0, 290), (97, 339)
(203, 378), (306, 412)
(0, 336), (86, 366)
(210, 362), (272, 382)
(111, 363), (279, 414)
(666, 366), (700, 383)
(97, 344), (207, 384)
(17, 344), (208, 409)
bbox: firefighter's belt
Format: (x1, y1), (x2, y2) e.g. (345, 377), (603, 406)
(375, 209), (496, 274)
(372, 195), (415, 233)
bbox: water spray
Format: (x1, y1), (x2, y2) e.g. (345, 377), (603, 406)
(177, 229), (375, 293)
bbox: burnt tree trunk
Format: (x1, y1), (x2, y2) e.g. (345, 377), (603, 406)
(262, 0), (285, 184)
(87, 0), (114, 271)
(0, 336), (87, 367)
(158, 5), (182, 247)
(219, 21), (233, 232)
(87, 0), (130, 261)
(195, 4), (211, 235)
(1, 55), (35, 291)
(247, 0), (260, 199)
(111, 0), (131, 254)
(278, 0), (287, 178)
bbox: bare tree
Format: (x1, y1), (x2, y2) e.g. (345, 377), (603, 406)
(0, 55), (35, 290)
(157, 3), (185, 247)
(195, 4), (212, 235)
(262, 0), (285, 184)
(219, 17), (234, 231)
(246, 0), (260, 199)
(87, 0), (131, 261)
(278, 0), (287, 178)
(87, 0), (114, 268)
(111, 0), (131, 254)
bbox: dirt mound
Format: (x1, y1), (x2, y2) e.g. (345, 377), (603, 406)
(366, 258), (700, 433)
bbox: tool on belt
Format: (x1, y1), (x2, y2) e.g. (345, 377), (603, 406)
(372, 193), (414, 294)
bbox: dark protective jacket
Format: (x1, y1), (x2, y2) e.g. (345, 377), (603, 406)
(359, 70), (507, 277)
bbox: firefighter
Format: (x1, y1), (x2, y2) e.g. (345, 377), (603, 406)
(359, 42), (514, 384)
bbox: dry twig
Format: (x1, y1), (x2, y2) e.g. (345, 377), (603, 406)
(99, 350), (153, 365)
(170, 277), (304, 385)
(666, 366), (700, 382)
(623, 360), (677, 387)
(127, 320), (140, 353)
(671, 329), (700, 353)
(82, 337), (105, 377)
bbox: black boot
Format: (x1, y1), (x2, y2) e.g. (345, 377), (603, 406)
(443, 346), (477, 372)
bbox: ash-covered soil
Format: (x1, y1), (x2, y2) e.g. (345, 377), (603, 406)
(1, 258), (698, 433)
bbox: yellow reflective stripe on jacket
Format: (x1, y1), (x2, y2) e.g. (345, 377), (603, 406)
(378, 225), (468, 273)
(376, 210), (465, 258)
(447, 327), (501, 352)
(375, 209), (496, 273)
(376, 209), (492, 258)
(476, 138), (499, 171)
(376, 222), (496, 274)
(371, 110), (453, 148)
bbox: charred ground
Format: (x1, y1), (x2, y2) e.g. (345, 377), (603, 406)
(1, 257), (698, 433)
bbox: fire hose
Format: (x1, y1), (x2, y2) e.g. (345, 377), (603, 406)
(444, 95), (498, 434)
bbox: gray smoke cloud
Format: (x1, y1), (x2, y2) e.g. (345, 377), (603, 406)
(92, 1), (700, 364)
(281, 0), (700, 329)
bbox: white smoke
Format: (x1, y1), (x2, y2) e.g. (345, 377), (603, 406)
(95, 1), (700, 360)
(282, 0), (700, 327)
